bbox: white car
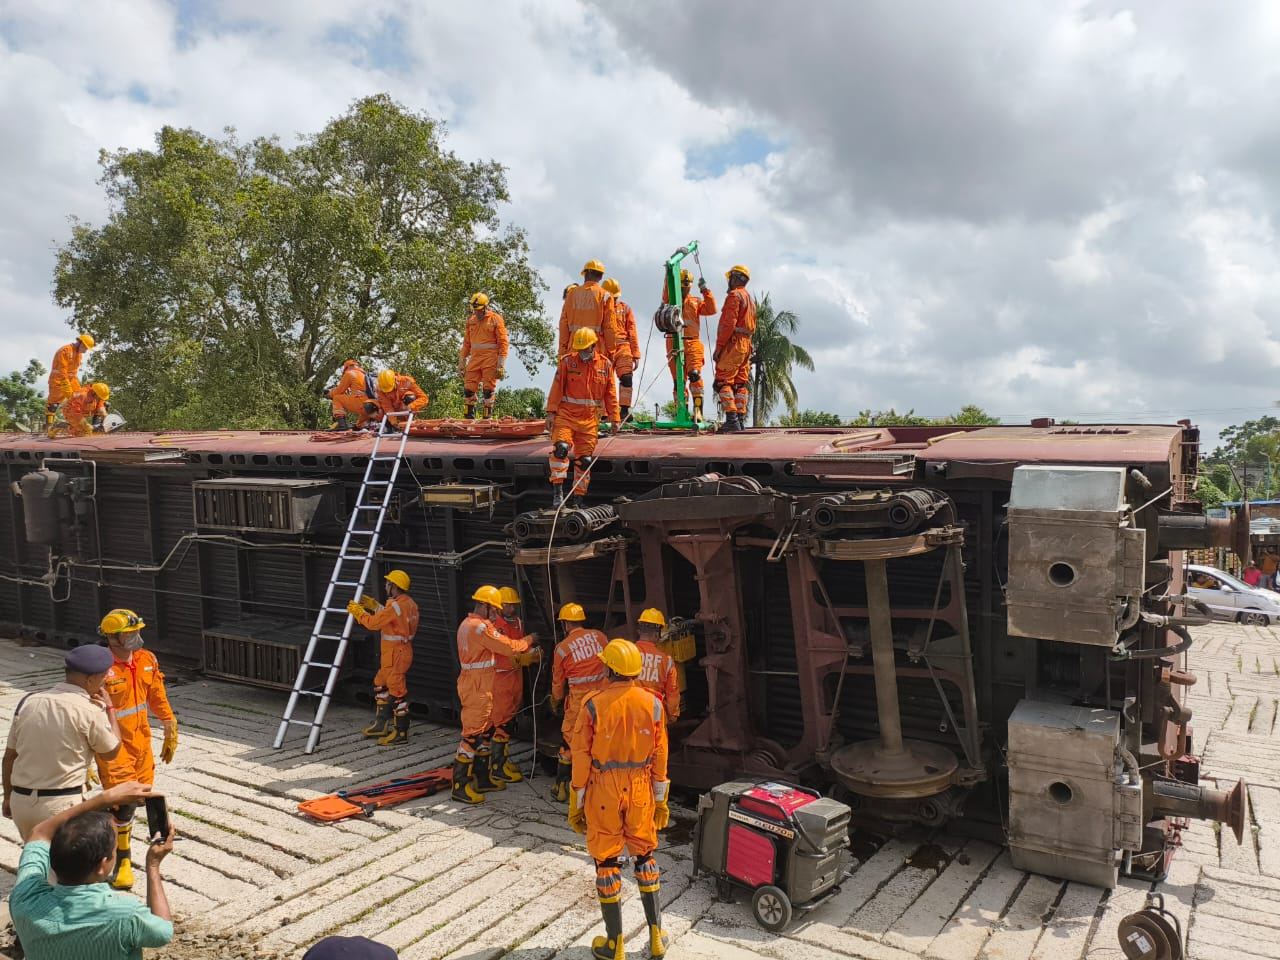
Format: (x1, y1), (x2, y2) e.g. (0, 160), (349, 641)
(1186, 564), (1280, 626)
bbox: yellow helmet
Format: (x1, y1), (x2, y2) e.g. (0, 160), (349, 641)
(570, 328), (599, 351)
(384, 569), (410, 591)
(638, 608), (667, 628)
(558, 601), (586, 622)
(599, 638), (643, 677)
(91, 382), (110, 402)
(602, 277), (621, 296)
(99, 608), (145, 636)
(498, 586), (521, 605)
(581, 259), (606, 276)
(469, 292), (489, 308)
(679, 269), (694, 285)
(377, 370), (397, 393)
(725, 264), (751, 280)
(472, 585), (503, 607)
(77, 333), (95, 349)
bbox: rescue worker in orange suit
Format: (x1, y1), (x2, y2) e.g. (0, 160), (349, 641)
(569, 638), (671, 960)
(549, 602), (607, 802)
(712, 264), (756, 432)
(601, 278), (639, 421)
(490, 586), (541, 782)
(458, 293), (509, 420)
(373, 369), (429, 432)
(347, 570), (419, 746)
(453, 586), (532, 804)
(46, 334), (94, 427)
(545, 328), (619, 509)
(96, 608), (178, 891)
(53, 382), (110, 438)
(328, 358), (374, 430)
(634, 609), (680, 723)
(558, 259), (617, 357)
(662, 269), (717, 422)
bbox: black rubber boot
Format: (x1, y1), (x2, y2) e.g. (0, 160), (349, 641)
(378, 712), (409, 746)
(492, 738), (523, 783)
(722, 412), (741, 432)
(641, 889), (668, 957)
(591, 898), (625, 960)
(463, 403), (476, 419)
(550, 759), (572, 802)
(362, 701), (391, 737)
(451, 757), (485, 804)
(473, 747), (506, 792)
(550, 485), (565, 509)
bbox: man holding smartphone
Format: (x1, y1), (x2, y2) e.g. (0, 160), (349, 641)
(9, 779), (176, 958)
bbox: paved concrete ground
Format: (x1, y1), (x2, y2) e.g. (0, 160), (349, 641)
(0, 620), (1275, 959)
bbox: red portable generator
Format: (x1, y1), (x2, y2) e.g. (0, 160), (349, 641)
(692, 780), (853, 931)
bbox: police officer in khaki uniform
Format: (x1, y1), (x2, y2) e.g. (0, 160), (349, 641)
(2, 645), (122, 840)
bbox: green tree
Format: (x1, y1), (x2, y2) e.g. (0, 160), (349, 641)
(0, 360), (47, 431)
(778, 409), (843, 427)
(54, 94), (553, 431)
(948, 404), (1000, 425)
(749, 292), (813, 426)
(847, 408), (932, 426)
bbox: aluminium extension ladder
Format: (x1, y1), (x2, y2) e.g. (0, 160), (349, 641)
(274, 411), (414, 753)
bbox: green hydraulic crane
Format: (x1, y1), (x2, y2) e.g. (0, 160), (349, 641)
(648, 240), (710, 431)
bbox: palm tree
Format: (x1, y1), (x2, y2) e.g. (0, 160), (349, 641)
(750, 292), (813, 426)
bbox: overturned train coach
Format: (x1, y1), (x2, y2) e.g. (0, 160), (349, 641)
(0, 420), (1250, 888)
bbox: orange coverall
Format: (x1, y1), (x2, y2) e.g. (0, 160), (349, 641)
(328, 363), (373, 424)
(47, 343), (84, 409)
(460, 308), (509, 395)
(571, 681), (669, 862)
(636, 639), (680, 722)
(546, 353), (619, 498)
(455, 613), (530, 756)
(376, 373), (429, 423)
(714, 287), (757, 417)
(96, 650), (175, 788)
(490, 612), (527, 736)
(552, 626), (608, 761)
(352, 594), (419, 706)
(610, 299), (640, 410)
(60, 386), (107, 437)
(559, 281), (618, 357)
(662, 286), (717, 398)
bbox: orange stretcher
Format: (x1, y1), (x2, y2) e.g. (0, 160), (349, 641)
(297, 767), (452, 822)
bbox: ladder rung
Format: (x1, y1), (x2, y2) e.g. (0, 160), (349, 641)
(286, 718), (320, 725)
(294, 691), (325, 699)
(316, 634), (346, 642)
(324, 606), (355, 614)
(371, 456), (400, 462)
(356, 505), (382, 511)
(332, 580), (362, 587)
(304, 661), (337, 669)
(365, 480), (391, 486)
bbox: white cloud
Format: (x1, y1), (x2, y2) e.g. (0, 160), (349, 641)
(2, 0), (1279, 446)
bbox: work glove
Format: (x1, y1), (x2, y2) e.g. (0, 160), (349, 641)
(346, 600), (365, 620)
(161, 722), (178, 764)
(550, 697), (563, 717)
(568, 788), (588, 835)
(699, 277), (709, 293)
(712, 349), (722, 364)
(402, 393), (417, 405)
(85, 763), (100, 788)
(544, 414), (555, 435)
(609, 421), (621, 435)
(653, 779), (671, 831)
(360, 594), (380, 612)
(457, 360), (467, 378)
(496, 367), (506, 381)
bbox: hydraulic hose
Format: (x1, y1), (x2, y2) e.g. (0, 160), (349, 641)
(1112, 623), (1193, 661)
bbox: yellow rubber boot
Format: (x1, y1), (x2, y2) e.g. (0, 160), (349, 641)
(362, 701), (391, 737)
(492, 737), (523, 783)
(111, 822), (134, 890)
(550, 758), (572, 802)
(378, 712), (409, 746)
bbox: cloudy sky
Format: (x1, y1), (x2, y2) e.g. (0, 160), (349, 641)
(2, 0), (1277, 443)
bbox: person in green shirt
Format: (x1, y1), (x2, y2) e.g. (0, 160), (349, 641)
(10, 779), (175, 959)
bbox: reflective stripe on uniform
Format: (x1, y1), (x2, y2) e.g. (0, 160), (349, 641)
(383, 635), (410, 643)
(460, 659), (496, 670)
(561, 396), (601, 407)
(734, 327), (752, 334)
(567, 674), (605, 685)
(591, 757), (652, 771)
(116, 704), (148, 719)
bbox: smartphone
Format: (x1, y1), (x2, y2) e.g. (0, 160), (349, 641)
(144, 795), (170, 844)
